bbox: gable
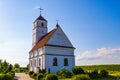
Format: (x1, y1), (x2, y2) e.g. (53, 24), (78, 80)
(46, 26), (74, 48)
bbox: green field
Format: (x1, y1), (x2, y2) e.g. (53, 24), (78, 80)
(79, 64), (120, 71)
(78, 64), (120, 80)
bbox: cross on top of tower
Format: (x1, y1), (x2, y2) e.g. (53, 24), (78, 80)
(38, 7), (43, 16)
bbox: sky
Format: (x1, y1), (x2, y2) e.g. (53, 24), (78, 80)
(0, 0), (120, 67)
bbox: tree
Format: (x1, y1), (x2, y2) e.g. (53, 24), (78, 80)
(0, 60), (13, 73)
(14, 63), (20, 68)
(3, 60), (9, 73)
(27, 64), (29, 70)
(8, 64), (13, 72)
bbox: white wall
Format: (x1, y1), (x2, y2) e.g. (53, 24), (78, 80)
(45, 46), (74, 55)
(45, 55), (75, 73)
(44, 46), (75, 73)
(47, 27), (73, 47)
(29, 47), (46, 73)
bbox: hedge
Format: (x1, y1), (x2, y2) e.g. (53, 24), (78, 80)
(0, 74), (13, 80)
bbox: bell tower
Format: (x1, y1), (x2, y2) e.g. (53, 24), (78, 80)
(32, 15), (48, 46)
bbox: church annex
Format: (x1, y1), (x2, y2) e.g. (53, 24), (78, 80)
(29, 14), (75, 73)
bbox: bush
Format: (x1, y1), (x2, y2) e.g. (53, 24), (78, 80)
(89, 73), (100, 79)
(91, 70), (98, 75)
(7, 72), (15, 77)
(14, 68), (20, 72)
(41, 69), (46, 74)
(56, 70), (61, 75)
(89, 70), (100, 79)
(100, 70), (108, 77)
(56, 68), (72, 78)
(10, 70), (15, 77)
(29, 71), (34, 75)
(37, 73), (44, 80)
(0, 74), (13, 80)
(72, 74), (90, 80)
(0, 74), (4, 80)
(4, 74), (13, 80)
(72, 67), (85, 75)
(45, 74), (58, 80)
(32, 73), (37, 78)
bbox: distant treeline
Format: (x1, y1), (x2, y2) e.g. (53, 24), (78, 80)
(78, 64), (120, 71)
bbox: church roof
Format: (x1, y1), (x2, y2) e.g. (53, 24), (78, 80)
(34, 15), (47, 22)
(30, 27), (57, 52)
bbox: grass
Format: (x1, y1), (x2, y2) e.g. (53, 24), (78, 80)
(109, 71), (120, 76)
(79, 64), (120, 80)
(59, 75), (120, 80)
(79, 64), (120, 71)
(60, 64), (120, 80)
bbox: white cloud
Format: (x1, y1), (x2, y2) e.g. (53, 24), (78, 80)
(76, 47), (120, 65)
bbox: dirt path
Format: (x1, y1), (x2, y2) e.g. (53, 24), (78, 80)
(14, 73), (34, 80)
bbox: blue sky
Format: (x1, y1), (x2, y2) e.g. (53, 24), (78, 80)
(0, 0), (120, 66)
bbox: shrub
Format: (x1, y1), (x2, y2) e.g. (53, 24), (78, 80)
(4, 74), (13, 80)
(89, 73), (100, 79)
(100, 70), (108, 77)
(10, 70), (15, 77)
(37, 73), (44, 80)
(45, 74), (58, 80)
(56, 70), (61, 75)
(88, 70), (100, 79)
(29, 71), (34, 75)
(14, 68), (20, 72)
(91, 70), (98, 75)
(72, 74), (90, 80)
(32, 73), (37, 78)
(0, 74), (13, 80)
(7, 72), (15, 77)
(20, 69), (23, 72)
(72, 67), (85, 75)
(0, 74), (4, 80)
(56, 68), (72, 78)
(41, 69), (46, 74)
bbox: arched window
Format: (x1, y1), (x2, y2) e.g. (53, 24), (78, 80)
(41, 23), (44, 27)
(39, 58), (41, 65)
(30, 60), (32, 66)
(34, 60), (36, 66)
(64, 58), (68, 66)
(53, 57), (58, 66)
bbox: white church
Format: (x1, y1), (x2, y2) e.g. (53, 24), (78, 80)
(29, 14), (75, 73)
